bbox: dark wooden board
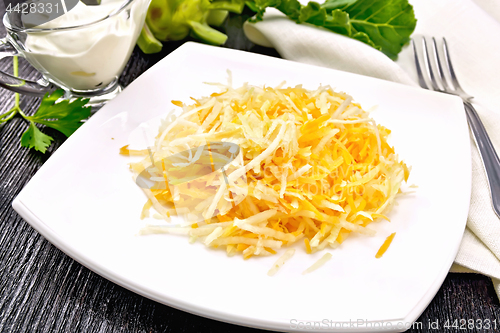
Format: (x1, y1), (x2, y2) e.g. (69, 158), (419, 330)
(1, 3), (500, 332)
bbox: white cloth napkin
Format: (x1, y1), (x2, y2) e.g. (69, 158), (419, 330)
(244, 0), (500, 296)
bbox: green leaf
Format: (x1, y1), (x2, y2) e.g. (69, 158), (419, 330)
(253, 0), (281, 10)
(321, 0), (358, 11)
(35, 89), (65, 112)
(338, 0), (417, 59)
(323, 9), (351, 35)
(276, 0), (301, 20)
(247, 0), (282, 21)
(352, 31), (380, 50)
(20, 121), (53, 153)
(27, 89), (91, 137)
(246, 0), (416, 59)
(298, 2), (326, 24)
(245, 0), (260, 13)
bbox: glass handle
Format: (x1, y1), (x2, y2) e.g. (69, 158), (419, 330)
(0, 38), (56, 96)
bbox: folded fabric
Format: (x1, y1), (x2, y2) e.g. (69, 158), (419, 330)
(244, 0), (500, 296)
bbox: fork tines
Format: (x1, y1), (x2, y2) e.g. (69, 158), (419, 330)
(412, 36), (472, 100)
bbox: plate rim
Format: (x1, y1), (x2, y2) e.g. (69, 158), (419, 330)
(12, 41), (472, 333)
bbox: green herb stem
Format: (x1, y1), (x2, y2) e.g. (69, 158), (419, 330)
(0, 56), (23, 123)
(17, 106), (26, 118)
(13, 56), (21, 109)
(2, 55), (90, 152)
(0, 109), (17, 122)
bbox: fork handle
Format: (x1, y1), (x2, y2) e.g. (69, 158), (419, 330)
(464, 101), (500, 218)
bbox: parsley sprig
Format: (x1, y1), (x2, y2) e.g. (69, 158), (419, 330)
(0, 57), (91, 153)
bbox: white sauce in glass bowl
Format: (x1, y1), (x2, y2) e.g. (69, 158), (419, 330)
(24, 0), (149, 91)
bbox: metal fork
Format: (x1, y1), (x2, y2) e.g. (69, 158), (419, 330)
(412, 36), (500, 218)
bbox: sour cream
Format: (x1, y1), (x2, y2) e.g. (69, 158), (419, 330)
(24, 0), (149, 91)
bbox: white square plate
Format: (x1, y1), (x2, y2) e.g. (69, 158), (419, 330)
(13, 42), (470, 332)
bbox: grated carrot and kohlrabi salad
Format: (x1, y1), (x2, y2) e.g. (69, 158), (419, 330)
(121, 73), (410, 273)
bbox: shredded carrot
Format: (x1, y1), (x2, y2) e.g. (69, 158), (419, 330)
(304, 238), (312, 254)
(120, 145), (149, 156)
(237, 243), (250, 252)
(372, 213), (391, 222)
(134, 75), (410, 260)
(265, 247), (277, 255)
(375, 232), (396, 258)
